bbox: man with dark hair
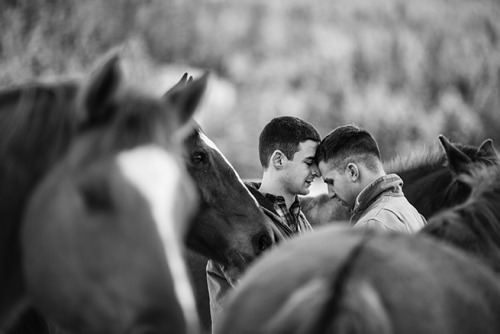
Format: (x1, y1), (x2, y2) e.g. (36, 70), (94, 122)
(252, 116), (322, 235)
(315, 124), (426, 232)
(207, 116), (321, 329)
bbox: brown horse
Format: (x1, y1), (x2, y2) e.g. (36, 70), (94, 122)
(300, 193), (350, 227)
(182, 125), (279, 333)
(421, 165), (500, 273)
(387, 135), (498, 219)
(20, 55), (203, 334)
(162, 74), (279, 333)
(216, 226), (500, 334)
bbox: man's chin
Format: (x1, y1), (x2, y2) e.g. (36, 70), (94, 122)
(300, 187), (310, 196)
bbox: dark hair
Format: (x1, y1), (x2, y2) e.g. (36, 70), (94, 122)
(259, 116), (321, 168)
(315, 124), (381, 170)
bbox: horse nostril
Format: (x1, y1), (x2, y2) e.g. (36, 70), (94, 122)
(258, 233), (273, 253)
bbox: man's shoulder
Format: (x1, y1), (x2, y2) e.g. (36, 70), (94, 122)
(354, 195), (425, 232)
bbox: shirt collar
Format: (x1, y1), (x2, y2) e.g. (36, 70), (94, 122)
(265, 193), (301, 210)
(352, 174), (403, 214)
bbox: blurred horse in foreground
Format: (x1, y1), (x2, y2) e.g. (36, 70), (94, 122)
(216, 226), (500, 334)
(19, 55), (204, 334)
(2, 65), (277, 333)
(301, 135), (498, 226)
(422, 165), (500, 273)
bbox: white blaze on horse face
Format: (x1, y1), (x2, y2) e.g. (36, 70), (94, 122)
(116, 145), (198, 331)
(199, 131), (259, 207)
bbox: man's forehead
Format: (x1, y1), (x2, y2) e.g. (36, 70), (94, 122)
(318, 159), (336, 169)
(297, 140), (319, 156)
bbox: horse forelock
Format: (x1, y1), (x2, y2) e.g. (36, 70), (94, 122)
(74, 93), (185, 167)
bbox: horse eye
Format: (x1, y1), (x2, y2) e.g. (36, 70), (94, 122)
(192, 152), (205, 164)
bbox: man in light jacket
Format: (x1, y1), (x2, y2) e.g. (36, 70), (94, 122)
(315, 124), (426, 233)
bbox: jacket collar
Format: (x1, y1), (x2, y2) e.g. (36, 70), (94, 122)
(245, 181), (279, 215)
(352, 174), (403, 214)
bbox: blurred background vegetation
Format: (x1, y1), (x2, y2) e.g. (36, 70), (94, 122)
(1, 0), (499, 180)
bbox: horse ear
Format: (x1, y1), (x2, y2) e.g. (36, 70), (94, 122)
(164, 73), (189, 96)
(80, 54), (122, 126)
(478, 139), (497, 157)
(164, 72), (209, 126)
(439, 135), (472, 174)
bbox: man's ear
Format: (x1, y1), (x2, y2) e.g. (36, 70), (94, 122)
(271, 150), (285, 169)
(346, 163), (359, 181)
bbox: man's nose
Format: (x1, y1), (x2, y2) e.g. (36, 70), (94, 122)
(311, 164), (321, 178)
(328, 188), (336, 199)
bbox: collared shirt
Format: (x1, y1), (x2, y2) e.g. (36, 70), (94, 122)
(264, 193), (312, 233)
(351, 174), (427, 233)
(206, 182), (313, 329)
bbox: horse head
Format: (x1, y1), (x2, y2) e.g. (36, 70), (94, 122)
(164, 75), (277, 284)
(435, 135), (499, 214)
(21, 54), (203, 334)
(422, 165), (500, 273)
(182, 126), (276, 283)
(388, 135), (499, 219)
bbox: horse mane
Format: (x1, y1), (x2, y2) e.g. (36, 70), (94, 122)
(0, 81), (80, 162)
(385, 139), (499, 176)
(385, 144), (445, 175)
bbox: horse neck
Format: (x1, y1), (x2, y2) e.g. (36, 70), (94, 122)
(433, 190), (500, 271)
(458, 189), (500, 248)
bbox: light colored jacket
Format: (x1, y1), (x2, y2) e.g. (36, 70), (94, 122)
(351, 174), (427, 233)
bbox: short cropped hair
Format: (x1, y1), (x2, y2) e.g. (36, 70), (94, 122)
(315, 124), (381, 171)
(259, 116), (321, 168)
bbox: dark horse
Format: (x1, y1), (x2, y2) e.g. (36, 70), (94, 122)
(300, 193), (350, 227)
(301, 135), (498, 226)
(18, 55), (206, 333)
(0, 78), (79, 328)
(181, 124), (277, 333)
(386, 135), (499, 219)
(421, 165), (500, 273)
(216, 225), (500, 334)
(166, 75), (278, 333)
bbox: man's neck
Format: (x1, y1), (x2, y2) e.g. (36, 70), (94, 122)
(259, 172), (295, 208)
(360, 170), (387, 192)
